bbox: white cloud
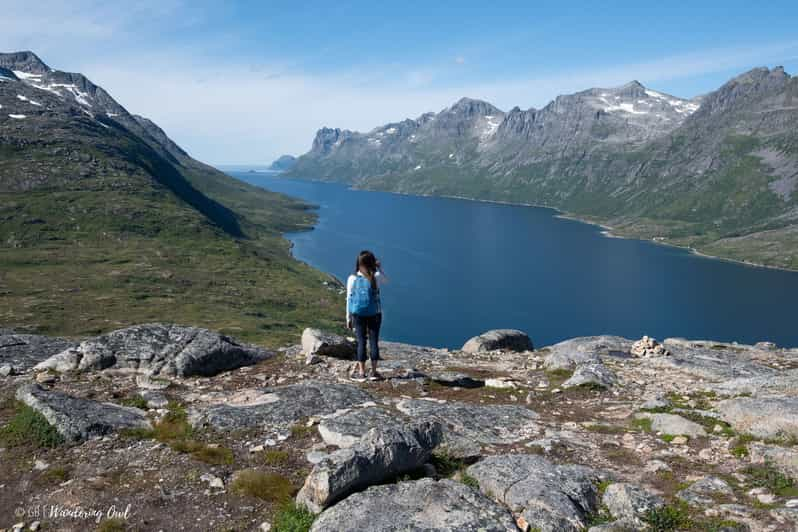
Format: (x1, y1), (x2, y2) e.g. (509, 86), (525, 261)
(454, 56), (466, 65)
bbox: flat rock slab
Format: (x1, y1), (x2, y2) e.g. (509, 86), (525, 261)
(710, 369), (798, 397)
(717, 396), (798, 439)
(0, 332), (77, 373)
(467, 453), (602, 532)
(34, 323), (272, 377)
(748, 443), (798, 480)
(462, 329), (533, 353)
(297, 421), (443, 513)
(310, 478), (517, 532)
(676, 476), (734, 506)
(189, 381), (373, 432)
(602, 483), (664, 522)
(430, 371), (485, 388)
(650, 339), (778, 382)
(15, 383), (150, 443)
(318, 406), (403, 447)
(543, 336), (632, 371)
(396, 398), (540, 456)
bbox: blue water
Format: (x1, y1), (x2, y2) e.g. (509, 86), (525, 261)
(233, 172), (798, 349)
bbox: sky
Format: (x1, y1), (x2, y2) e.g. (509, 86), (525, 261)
(3, 0), (798, 165)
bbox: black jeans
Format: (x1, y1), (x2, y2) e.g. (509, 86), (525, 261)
(353, 313), (382, 362)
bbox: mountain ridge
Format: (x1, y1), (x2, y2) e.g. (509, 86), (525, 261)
(287, 66), (798, 270)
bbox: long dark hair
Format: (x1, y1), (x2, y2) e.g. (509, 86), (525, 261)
(355, 250), (378, 290)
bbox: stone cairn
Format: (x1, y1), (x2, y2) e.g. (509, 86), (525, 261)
(630, 335), (669, 358)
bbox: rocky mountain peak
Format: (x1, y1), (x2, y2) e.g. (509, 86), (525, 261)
(0, 50), (51, 74)
(445, 97), (503, 118)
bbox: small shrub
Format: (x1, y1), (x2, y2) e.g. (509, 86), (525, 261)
(0, 401), (64, 448)
(631, 417), (653, 432)
(264, 449), (291, 466)
(460, 472), (479, 489)
(430, 451), (466, 477)
(192, 444), (234, 465)
(231, 469), (295, 502)
(730, 433), (755, 458)
(290, 424), (314, 439)
(43, 465), (71, 483)
(273, 502), (315, 532)
(743, 462), (798, 497)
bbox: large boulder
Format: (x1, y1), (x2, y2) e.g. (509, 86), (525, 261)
(562, 363), (618, 389)
(467, 453), (602, 532)
(33, 323), (272, 377)
(462, 329), (533, 353)
(395, 398), (541, 457)
(296, 421), (443, 513)
(717, 396), (798, 439)
(318, 406), (402, 448)
(301, 328), (356, 359)
(15, 384), (151, 443)
(310, 478), (517, 532)
(189, 381), (373, 432)
(676, 476), (734, 506)
(543, 336), (631, 372)
(0, 332), (77, 374)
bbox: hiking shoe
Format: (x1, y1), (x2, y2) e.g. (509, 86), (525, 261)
(350, 372), (367, 383)
(368, 370), (384, 382)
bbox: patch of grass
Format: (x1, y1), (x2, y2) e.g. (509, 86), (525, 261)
(190, 444), (234, 465)
(119, 395), (149, 410)
(290, 424), (314, 439)
(545, 368), (573, 387)
(730, 434), (756, 458)
(272, 502), (316, 532)
(585, 505), (613, 527)
(264, 449), (291, 466)
(584, 423), (628, 434)
(642, 501), (693, 531)
(631, 417), (653, 432)
(597, 480), (612, 497)
(96, 518), (127, 532)
(43, 465), (71, 483)
(0, 401), (64, 448)
(231, 469), (295, 502)
(460, 472), (479, 489)
(743, 462), (798, 497)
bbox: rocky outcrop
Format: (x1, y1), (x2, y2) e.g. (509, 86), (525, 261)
(602, 483), (664, 523)
(0, 331), (77, 374)
(296, 421), (442, 512)
(462, 329), (533, 353)
(467, 454), (603, 532)
(15, 383), (151, 443)
(33, 323), (271, 377)
(676, 476), (735, 506)
(396, 398), (540, 457)
(189, 381), (373, 432)
(542, 336), (631, 372)
(301, 328), (355, 360)
(717, 396), (798, 439)
(310, 478), (517, 532)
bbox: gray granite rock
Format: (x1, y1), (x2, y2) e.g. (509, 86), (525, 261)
(637, 412), (707, 438)
(310, 478), (517, 532)
(462, 329), (533, 353)
(651, 339), (778, 382)
(542, 336), (631, 372)
(429, 371), (484, 388)
(562, 363), (618, 389)
(602, 482), (664, 522)
(748, 443), (798, 480)
(587, 520), (641, 532)
(717, 397), (798, 439)
(15, 383), (151, 443)
(467, 453), (602, 532)
(296, 421), (442, 513)
(0, 332), (77, 373)
(710, 369), (798, 396)
(396, 398), (540, 457)
(677, 476), (734, 506)
(189, 381), (373, 432)
(301, 328), (355, 359)
(318, 406), (402, 447)
(34, 323), (272, 377)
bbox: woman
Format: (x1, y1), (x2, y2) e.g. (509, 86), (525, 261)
(346, 250), (387, 381)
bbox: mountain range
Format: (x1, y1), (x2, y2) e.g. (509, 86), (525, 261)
(0, 51), (340, 342)
(287, 67), (798, 270)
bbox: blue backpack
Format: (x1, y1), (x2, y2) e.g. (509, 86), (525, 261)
(349, 276), (379, 316)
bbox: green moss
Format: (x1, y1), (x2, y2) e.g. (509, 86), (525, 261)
(231, 469), (295, 502)
(272, 502), (316, 532)
(631, 417), (653, 432)
(0, 401), (64, 448)
(119, 395), (149, 410)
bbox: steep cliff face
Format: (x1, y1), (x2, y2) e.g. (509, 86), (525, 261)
(288, 67), (798, 269)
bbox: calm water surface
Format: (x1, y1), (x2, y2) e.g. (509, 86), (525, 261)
(233, 172), (798, 349)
